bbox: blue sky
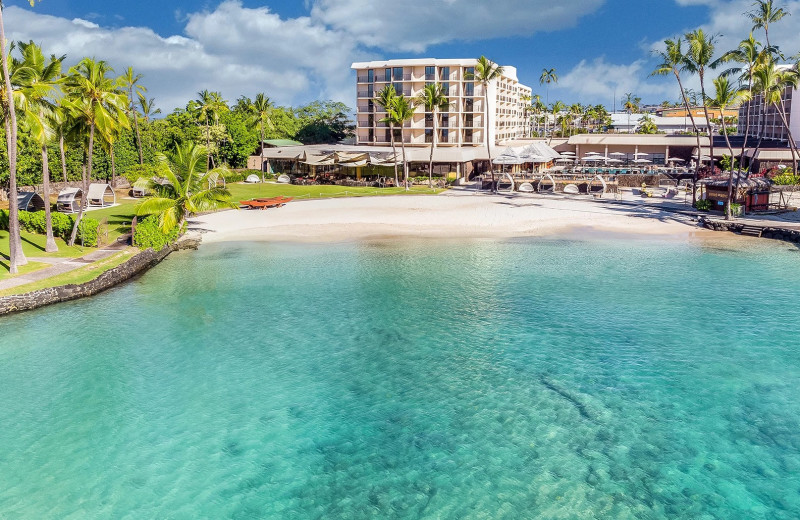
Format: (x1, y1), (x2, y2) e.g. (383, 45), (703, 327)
(4, 0), (799, 112)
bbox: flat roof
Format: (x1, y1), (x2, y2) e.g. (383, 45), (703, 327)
(351, 59), (520, 82)
(567, 134), (711, 147)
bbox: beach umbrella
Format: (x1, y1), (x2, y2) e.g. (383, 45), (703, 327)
(609, 152), (626, 157)
(561, 151), (576, 156)
(667, 157), (685, 162)
(586, 151), (600, 155)
(633, 152), (649, 157)
(607, 158), (623, 163)
(555, 158), (574, 163)
(582, 156), (603, 161)
(633, 158), (652, 164)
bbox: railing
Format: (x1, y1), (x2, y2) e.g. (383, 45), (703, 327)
(356, 104), (373, 112)
(357, 91), (372, 98)
(393, 74), (412, 81)
(356, 76), (371, 83)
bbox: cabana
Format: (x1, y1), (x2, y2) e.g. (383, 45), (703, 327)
(245, 174), (261, 183)
(17, 191), (46, 212)
(131, 177), (150, 198)
(57, 188), (82, 213)
(701, 175), (774, 213)
(87, 183), (115, 207)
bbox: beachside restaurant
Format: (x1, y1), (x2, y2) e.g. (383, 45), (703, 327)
(699, 175), (775, 213)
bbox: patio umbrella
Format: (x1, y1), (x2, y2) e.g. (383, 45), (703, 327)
(609, 152), (626, 157)
(667, 157), (685, 162)
(561, 151), (576, 156)
(582, 156), (603, 161)
(633, 152), (649, 157)
(607, 158), (623, 163)
(633, 158), (652, 164)
(586, 151), (601, 155)
(555, 158), (575, 163)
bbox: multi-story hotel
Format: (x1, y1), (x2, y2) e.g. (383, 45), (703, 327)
(351, 59), (532, 147)
(737, 66), (799, 142)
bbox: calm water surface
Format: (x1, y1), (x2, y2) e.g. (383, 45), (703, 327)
(1, 235), (799, 519)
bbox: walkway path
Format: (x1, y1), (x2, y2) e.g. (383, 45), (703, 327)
(0, 237), (130, 292)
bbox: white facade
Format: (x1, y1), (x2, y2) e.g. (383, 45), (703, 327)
(351, 58), (532, 147)
(609, 113), (709, 134)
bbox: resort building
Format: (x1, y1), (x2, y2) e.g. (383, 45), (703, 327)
(609, 113), (708, 134)
(350, 59), (532, 147)
(736, 69), (799, 143)
(656, 106), (738, 119)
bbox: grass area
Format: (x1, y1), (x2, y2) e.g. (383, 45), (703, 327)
(0, 248), (135, 297)
(226, 182), (445, 202)
(0, 229), (92, 279)
(85, 198), (139, 243)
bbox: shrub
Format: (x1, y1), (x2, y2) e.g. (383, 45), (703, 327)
(120, 163), (165, 185)
(0, 209), (99, 246)
(695, 199), (712, 211)
(133, 214), (178, 251)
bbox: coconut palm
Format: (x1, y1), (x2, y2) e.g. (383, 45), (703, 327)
(707, 75), (745, 219)
(539, 67), (557, 136)
(652, 37), (703, 204)
(190, 89), (228, 168)
(622, 93), (641, 133)
(137, 93), (161, 122)
(685, 29), (720, 176)
(250, 93), (274, 181)
(121, 67), (146, 164)
(747, 0), (789, 50)
(390, 94), (415, 190)
(549, 101), (565, 144)
(415, 82), (450, 188)
(0, 7), (29, 272)
(50, 102), (72, 182)
(375, 85), (400, 186)
(61, 57), (128, 246)
(136, 142), (237, 233)
(15, 41), (64, 252)
(754, 59), (799, 174)
(98, 114), (130, 187)
(532, 95), (546, 136)
(569, 103), (582, 135)
(637, 114), (658, 134)
(471, 57), (504, 192)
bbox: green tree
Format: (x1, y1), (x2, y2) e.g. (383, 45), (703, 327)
(136, 142), (237, 232)
(707, 75), (745, 219)
(549, 100), (565, 144)
(62, 57), (128, 246)
(474, 56), (504, 191)
(137, 93), (161, 122)
(685, 29), (720, 177)
(539, 67), (557, 137)
(415, 83), (450, 188)
(747, 0), (789, 50)
(637, 114), (658, 134)
(375, 85), (400, 185)
(249, 93), (273, 179)
(16, 41), (64, 252)
(121, 67), (146, 164)
(294, 100), (354, 144)
(189, 89), (227, 168)
(390, 94), (415, 190)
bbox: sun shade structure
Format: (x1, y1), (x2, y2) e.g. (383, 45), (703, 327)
(17, 191), (46, 212)
(57, 188), (82, 213)
(245, 174), (261, 183)
(132, 178), (150, 197)
(277, 174), (291, 184)
(87, 183), (115, 207)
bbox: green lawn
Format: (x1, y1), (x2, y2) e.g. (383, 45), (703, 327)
(226, 182), (445, 202)
(0, 249), (135, 296)
(0, 230), (91, 279)
(84, 199), (139, 243)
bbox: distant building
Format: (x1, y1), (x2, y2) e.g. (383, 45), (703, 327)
(350, 58), (532, 147)
(657, 106), (737, 119)
(609, 113), (708, 134)
(737, 66), (799, 143)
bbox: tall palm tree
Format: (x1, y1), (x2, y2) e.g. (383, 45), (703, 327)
(99, 115), (129, 187)
(549, 101), (565, 144)
(651, 37), (703, 204)
(136, 142), (237, 233)
(250, 93), (273, 181)
(391, 94), (415, 190)
(473, 56), (504, 192)
(569, 103), (582, 136)
(747, 0), (789, 50)
(754, 59), (799, 174)
(622, 93), (641, 133)
(707, 75), (745, 219)
(0, 6), (29, 273)
(51, 102), (72, 182)
(190, 89), (227, 168)
(685, 29), (720, 176)
(375, 85), (400, 186)
(16, 41), (64, 252)
(532, 95), (546, 136)
(539, 67), (557, 136)
(415, 83), (450, 188)
(121, 67), (146, 165)
(61, 57), (128, 246)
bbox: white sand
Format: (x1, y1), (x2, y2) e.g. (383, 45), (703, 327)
(190, 190), (713, 244)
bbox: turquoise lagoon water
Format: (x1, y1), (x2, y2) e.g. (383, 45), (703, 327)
(1, 235), (799, 519)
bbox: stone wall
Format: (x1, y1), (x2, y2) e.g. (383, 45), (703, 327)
(0, 234), (201, 316)
(699, 217), (800, 243)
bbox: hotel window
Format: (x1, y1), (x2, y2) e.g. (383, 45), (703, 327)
(367, 100), (374, 112)
(425, 129), (433, 143)
(385, 129), (391, 142)
(393, 82), (403, 95)
(384, 68), (391, 82)
(425, 66), (435, 80)
(368, 128), (374, 141)
(442, 82), (450, 96)
(465, 66), (474, 80)
(441, 129), (449, 142)
(464, 129), (473, 142)
(393, 128), (401, 141)
(465, 114), (473, 127)
(465, 83), (474, 96)
(393, 67), (403, 81)
(464, 98), (474, 112)
(367, 85), (374, 98)
(440, 66), (450, 80)
(368, 114), (374, 126)
(441, 114), (449, 128)
(367, 69), (374, 83)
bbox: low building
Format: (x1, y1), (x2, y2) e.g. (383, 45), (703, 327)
(609, 113), (709, 134)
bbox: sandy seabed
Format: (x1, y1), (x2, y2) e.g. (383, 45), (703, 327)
(190, 190), (716, 244)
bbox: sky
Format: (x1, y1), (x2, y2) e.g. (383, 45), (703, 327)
(4, 0), (800, 114)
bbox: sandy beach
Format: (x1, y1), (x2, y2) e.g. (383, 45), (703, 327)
(191, 190), (714, 243)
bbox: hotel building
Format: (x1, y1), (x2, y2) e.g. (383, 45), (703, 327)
(351, 59), (532, 147)
(737, 67), (799, 143)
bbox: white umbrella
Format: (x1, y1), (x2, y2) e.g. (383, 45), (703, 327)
(586, 151), (601, 155)
(555, 158), (575, 163)
(607, 158), (623, 163)
(667, 157), (685, 162)
(609, 152), (626, 157)
(582, 156), (603, 161)
(633, 152), (649, 157)
(561, 151), (576, 156)
(633, 158), (652, 164)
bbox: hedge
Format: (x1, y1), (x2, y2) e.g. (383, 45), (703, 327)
(132, 215), (179, 251)
(0, 210), (100, 246)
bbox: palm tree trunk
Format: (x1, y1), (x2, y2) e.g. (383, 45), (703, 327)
(722, 110), (736, 220)
(699, 72), (715, 175)
(735, 76), (753, 195)
(110, 144), (117, 188)
(429, 110), (435, 189)
(131, 89), (143, 165)
(774, 100), (799, 175)
(41, 144), (57, 252)
(205, 113), (211, 169)
(748, 105), (766, 177)
(389, 122), (399, 186)
(1, 8), (27, 273)
(69, 123), (94, 247)
(484, 88), (494, 192)
(674, 71), (701, 205)
(400, 138), (409, 191)
(260, 122), (265, 182)
(60, 134), (68, 182)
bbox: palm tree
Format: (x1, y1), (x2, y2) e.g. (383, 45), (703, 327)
(250, 93), (273, 181)
(16, 41), (64, 252)
(51, 102), (72, 182)
(61, 57), (128, 246)
(754, 59), (799, 174)
(375, 85), (400, 186)
(99, 115), (129, 187)
(549, 101), (565, 144)
(136, 142), (237, 233)
(622, 93), (641, 133)
(121, 67), (146, 164)
(190, 89), (227, 168)
(637, 114), (658, 134)
(707, 75), (745, 219)
(390, 94), (415, 190)
(539, 67), (557, 136)
(0, 6), (28, 273)
(651, 37), (703, 204)
(137, 93), (161, 122)
(747, 0), (789, 50)
(685, 29), (720, 176)
(532, 95), (546, 136)
(415, 83), (450, 188)
(569, 103), (582, 135)
(473, 56), (504, 192)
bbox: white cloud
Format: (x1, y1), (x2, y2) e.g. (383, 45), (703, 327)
(310, 0), (605, 53)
